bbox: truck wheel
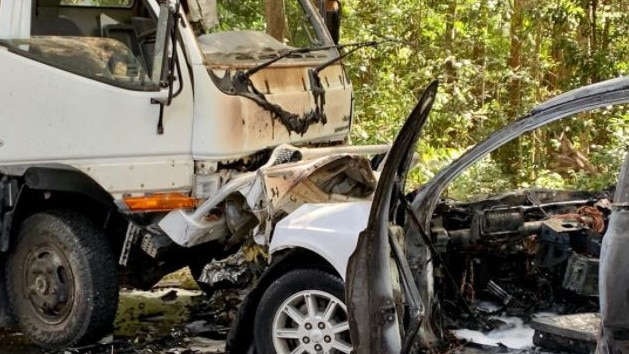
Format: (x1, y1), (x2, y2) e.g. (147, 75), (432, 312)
(254, 269), (353, 354)
(6, 211), (119, 349)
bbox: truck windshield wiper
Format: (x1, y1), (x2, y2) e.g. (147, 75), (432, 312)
(242, 41), (380, 79)
(311, 40), (378, 75)
(243, 47), (313, 78)
(305, 41), (380, 130)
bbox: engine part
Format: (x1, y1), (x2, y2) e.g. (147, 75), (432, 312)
(536, 218), (583, 268)
(486, 280), (514, 306)
(481, 209), (524, 234)
(224, 194), (257, 245)
(562, 253), (599, 296)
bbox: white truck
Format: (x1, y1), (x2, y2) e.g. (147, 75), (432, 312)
(0, 0), (381, 351)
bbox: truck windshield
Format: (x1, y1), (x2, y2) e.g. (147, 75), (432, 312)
(197, 0), (335, 64)
(0, 37), (158, 91)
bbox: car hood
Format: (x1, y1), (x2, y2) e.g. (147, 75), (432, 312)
(271, 202), (371, 280)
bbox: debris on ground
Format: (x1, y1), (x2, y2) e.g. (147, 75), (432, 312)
(0, 287), (227, 354)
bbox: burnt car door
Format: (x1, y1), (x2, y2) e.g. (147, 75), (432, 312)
(346, 80), (438, 353)
(345, 76), (629, 353)
(597, 152), (629, 353)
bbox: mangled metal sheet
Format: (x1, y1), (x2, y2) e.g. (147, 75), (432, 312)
(160, 144), (387, 247)
(346, 81), (439, 353)
(246, 145), (378, 244)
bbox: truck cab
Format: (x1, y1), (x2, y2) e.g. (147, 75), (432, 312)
(0, 0), (356, 349)
(0, 0), (350, 199)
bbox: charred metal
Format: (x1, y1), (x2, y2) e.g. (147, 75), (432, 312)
(209, 69), (327, 135)
(597, 151), (629, 353)
(432, 189), (608, 326)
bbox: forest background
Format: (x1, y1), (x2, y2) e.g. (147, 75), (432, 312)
(340, 0), (629, 198)
(70, 0), (629, 198)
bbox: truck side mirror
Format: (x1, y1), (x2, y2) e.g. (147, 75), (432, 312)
(324, 0), (341, 44)
(152, 1), (178, 84)
(150, 0), (181, 134)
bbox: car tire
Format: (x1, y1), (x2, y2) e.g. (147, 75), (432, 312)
(6, 211), (119, 349)
(254, 268), (353, 354)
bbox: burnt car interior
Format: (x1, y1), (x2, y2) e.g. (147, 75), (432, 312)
(431, 188), (609, 352)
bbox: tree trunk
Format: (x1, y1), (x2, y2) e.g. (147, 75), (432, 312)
(265, 0), (288, 43)
(444, 0), (458, 83)
(507, 0), (523, 119)
(495, 0), (525, 183)
(472, 0), (488, 107)
(601, 0), (610, 53)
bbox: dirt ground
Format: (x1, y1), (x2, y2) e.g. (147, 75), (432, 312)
(0, 268), (595, 353)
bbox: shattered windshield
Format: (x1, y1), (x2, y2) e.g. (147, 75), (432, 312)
(0, 37), (158, 91)
(196, 0), (335, 64)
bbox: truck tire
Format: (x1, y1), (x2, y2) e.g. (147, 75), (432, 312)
(254, 269), (353, 354)
(5, 211), (119, 349)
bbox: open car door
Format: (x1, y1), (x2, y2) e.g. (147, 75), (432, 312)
(598, 151), (629, 353)
(346, 81), (438, 353)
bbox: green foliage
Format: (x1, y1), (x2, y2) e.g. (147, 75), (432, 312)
(444, 156), (514, 201)
(215, 0), (265, 32)
(341, 0), (629, 198)
(208, 0), (321, 48)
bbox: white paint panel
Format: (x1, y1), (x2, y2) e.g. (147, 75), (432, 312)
(270, 202), (371, 281)
(0, 46), (195, 193)
(0, 0), (31, 39)
(191, 64), (352, 160)
(74, 157), (193, 196)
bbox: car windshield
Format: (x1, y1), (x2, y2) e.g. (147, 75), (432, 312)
(196, 0), (335, 64)
(0, 36), (158, 91)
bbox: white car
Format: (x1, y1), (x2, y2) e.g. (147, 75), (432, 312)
(231, 78), (629, 353)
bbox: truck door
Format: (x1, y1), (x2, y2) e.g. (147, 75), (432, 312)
(0, 0), (194, 197)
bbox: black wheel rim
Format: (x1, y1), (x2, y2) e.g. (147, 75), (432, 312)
(23, 242), (75, 325)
